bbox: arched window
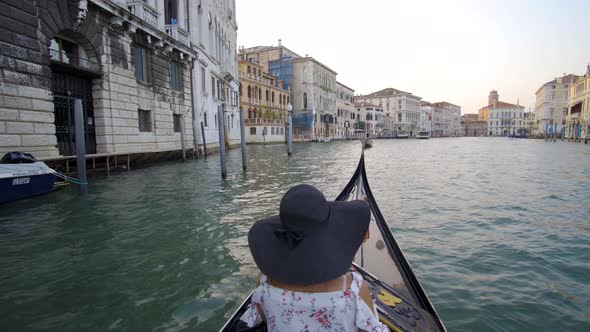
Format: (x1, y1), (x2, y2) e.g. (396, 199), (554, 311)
(247, 86), (251, 98)
(258, 88), (261, 100)
(265, 90), (269, 101)
(303, 93), (307, 109)
(272, 91), (275, 103)
(247, 66), (251, 74)
(287, 96), (290, 105)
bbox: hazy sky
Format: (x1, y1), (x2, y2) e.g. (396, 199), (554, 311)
(236, 0), (590, 114)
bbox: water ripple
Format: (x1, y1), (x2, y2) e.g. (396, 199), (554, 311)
(0, 138), (589, 331)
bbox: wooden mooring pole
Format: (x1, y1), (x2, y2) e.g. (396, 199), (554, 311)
(74, 99), (87, 195)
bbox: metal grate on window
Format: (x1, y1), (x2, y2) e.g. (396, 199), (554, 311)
(138, 109), (152, 132)
(173, 114), (182, 132)
(249, 127), (256, 135)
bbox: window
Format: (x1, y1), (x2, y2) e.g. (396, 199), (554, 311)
(200, 67), (206, 92)
(133, 45), (150, 82)
(203, 112), (208, 127)
(266, 90), (269, 101)
(173, 114), (182, 132)
(170, 62), (182, 91)
(247, 66), (251, 74)
(164, 0), (178, 24)
(250, 127), (256, 135)
(248, 86), (251, 98)
(272, 92), (275, 103)
(303, 93), (308, 109)
(211, 76), (216, 97)
(138, 109), (152, 132)
(271, 127), (275, 135)
(280, 128), (284, 135)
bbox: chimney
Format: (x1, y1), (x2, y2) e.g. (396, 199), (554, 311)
(278, 39), (282, 47)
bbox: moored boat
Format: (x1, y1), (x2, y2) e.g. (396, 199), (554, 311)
(396, 133), (410, 139)
(220, 153), (446, 332)
(416, 131), (430, 139)
(0, 152), (56, 204)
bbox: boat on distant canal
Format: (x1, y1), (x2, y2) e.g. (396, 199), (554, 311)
(416, 131), (430, 139)
(0, 152), (56, 204)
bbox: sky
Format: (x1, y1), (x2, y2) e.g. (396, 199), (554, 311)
(236, 0), (590, 114)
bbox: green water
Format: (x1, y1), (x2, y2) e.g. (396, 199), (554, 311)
(1, 138), (589, 331)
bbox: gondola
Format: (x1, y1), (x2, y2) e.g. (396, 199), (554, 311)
(221, 152), (446, 332)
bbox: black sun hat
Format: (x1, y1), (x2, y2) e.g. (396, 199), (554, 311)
(248, 184), (371, 285)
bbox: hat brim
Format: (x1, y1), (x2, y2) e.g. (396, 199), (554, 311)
(248, 200), (371, 285)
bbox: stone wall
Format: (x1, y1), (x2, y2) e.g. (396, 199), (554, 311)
(0, 0), (59, 157)
(0, 0), (195, 158)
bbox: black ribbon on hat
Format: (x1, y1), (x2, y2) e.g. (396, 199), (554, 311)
(274, 228), (303, 249)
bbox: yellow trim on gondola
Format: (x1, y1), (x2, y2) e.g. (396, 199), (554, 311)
(379, 314), (402, 332)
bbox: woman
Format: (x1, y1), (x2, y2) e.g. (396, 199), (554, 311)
(242, 184), (388, 332)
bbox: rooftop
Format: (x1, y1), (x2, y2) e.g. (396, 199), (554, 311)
(292, 57), (337, 75)
(359, 88), (412, 98)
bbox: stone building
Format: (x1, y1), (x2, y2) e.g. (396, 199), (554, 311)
(238, 59), (289, 144)
(535, 74), (581, 137)
(336, 82), (355, 139)
(355, 88), (422, 137)
(461, 113), (487, 136)
(291, 57), (337, 140)
(0, 0), (196, 160)
(0, 0), (239, 164)
(423, 101), (461, 137)
(355, 102), (384, 136)
(565, 65), (590, 141)
(479, 91), (525, 136)
(191, 0), (240, 150)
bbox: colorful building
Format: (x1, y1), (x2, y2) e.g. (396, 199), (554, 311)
(238, 60), (290, 143)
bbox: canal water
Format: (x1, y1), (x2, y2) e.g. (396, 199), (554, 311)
(1, 138), (589, 331)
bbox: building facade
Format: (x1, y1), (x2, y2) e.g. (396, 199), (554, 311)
(461, 114), (487, 136)
(0, 0), (198, 159)
(479, 90), (525, 136)
(355, 102), (384, 136)
(238, 59), (289, 143)
(487, 104), (526, 136)
(355, 88), (422, 137)
(565, 66), (590, 140)
(336, 82), (355, 139)
(0, 0), (239, 162)
(535, 74), (581, 138)
(190, 0), (240, 149)
(291, 57), (337, 140)
(524, 111), (537, 136)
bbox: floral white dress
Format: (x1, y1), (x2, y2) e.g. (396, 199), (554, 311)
(241, 272), (389, 332)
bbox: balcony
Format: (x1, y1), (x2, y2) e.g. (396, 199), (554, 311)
(127, 0), (159, 27)
(245, 118), (286, 126)
(165, 24), (190, 47)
